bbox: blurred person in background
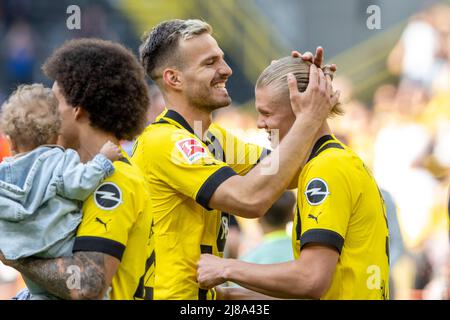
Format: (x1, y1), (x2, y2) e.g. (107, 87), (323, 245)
(428, 4), (450, 94)
(330, 76), (376, 168)
(371, 84), (398, 131)
(381, 189), (405, 300)
(373, 77), (450, 299)
(387, 6), (440, 91)
(146, 82), (166, 124)
(379, 5), (450, 297)
(77, 4), (118, 41)
(373, 83), (435, 251)
(240, 191), (295, 265)
(372, 83), (435, 299)
(4, 20), (36, 87)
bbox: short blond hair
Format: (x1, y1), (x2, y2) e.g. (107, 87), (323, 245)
(256, 57), (343, 117)
(0, 84), (61, 149)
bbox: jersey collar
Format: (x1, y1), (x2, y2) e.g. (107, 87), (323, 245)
(159, 109), (219, 145)
(307, 134), (344, 163)
(161, 109), (195, 135)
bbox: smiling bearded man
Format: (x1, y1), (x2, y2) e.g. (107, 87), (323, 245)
(132, 19), (339, 300)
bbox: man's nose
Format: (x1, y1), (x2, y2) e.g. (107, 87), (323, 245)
(219, 60), (232, 77)
(256, 116), (266, 129)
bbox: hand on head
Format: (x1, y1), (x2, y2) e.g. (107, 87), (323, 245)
(287, 63), (340, 122)
(290, 46), (337, 76)
(271, 46), (337, 78)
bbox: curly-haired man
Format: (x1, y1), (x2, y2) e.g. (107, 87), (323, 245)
(0, 39), (155, 300)
(0, 84), (123, 299)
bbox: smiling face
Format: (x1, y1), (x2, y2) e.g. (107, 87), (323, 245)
(177, 33), (233, 110)
(255, 84), (296, 148)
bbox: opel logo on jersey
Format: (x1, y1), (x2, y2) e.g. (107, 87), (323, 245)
(304, 178), (330, 205)
(94, 182), (123, 210)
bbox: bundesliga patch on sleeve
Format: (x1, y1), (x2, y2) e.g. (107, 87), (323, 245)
(176, 138), (207, 164)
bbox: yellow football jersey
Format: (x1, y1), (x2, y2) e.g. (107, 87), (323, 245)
(292, 135), (390, 300)
(131, 109), (267, 300)
(73, 150), (154, 300)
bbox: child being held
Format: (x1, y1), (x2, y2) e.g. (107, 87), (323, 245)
(0, 84), (122, 299)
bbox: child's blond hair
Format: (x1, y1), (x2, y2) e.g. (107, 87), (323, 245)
(0, 84), (61, 149)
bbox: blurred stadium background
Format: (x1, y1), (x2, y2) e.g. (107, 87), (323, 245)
(0, 0), (449, 300)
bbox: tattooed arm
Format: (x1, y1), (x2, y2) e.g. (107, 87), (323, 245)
(0, 250), (119, 300)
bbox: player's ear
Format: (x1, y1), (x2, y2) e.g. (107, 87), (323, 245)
(163, 68), (182, 91)
(73, 106), (87, 121)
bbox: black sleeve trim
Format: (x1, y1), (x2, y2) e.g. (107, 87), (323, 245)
(256, 148), (271, 164)
(196, 166), (237, 210)
(300, 229), (344, 254)
(73, 236), (126, 261)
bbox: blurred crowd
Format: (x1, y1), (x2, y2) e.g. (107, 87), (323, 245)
(0, 1), (449, 300)
(0, 0), (126, 104)
(335, 4), (450, 300)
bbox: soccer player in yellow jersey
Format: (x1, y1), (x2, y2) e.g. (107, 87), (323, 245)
(0, 39), (154, 300)
(197, 56), (390, 300)
(134, 19), (339, 300)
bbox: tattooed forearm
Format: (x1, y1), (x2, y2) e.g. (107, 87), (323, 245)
(14, 252), (107, 300)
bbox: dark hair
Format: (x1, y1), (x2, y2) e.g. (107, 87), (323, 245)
(43, 38), (149, 140)
(139, 19), (212, 79)
(262, 191), (296, 227)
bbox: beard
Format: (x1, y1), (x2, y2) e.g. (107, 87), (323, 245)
(185, 82), (231, 111)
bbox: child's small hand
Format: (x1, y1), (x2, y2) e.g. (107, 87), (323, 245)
(100, 141), (122, 162)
